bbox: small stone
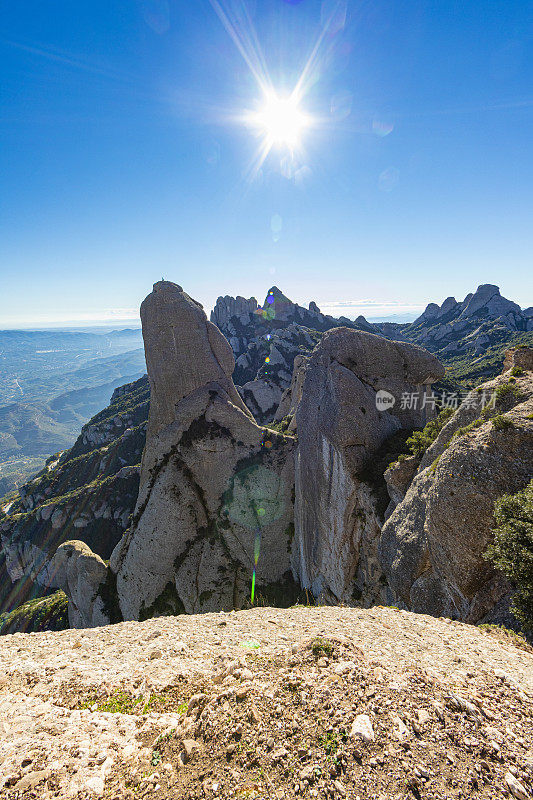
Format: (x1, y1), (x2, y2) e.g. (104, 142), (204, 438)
(149, 649), (162, 660)
(414, 764), (430, 779)
(300, 766), (315, 783)
(250, 705), (261, 723)
(187, 693), (207, 712)
(181, 739), (201, 763)
(350, 714), (374, 743)
(14, 770), (50, 791)
(333, 661), (355, 676)
(236, 686), (249, 701)
(504, 772), (529, 800)
(84, 776), (105, 796)
(446, 750), (456, 764)
(417, 709), (430, 725)
(334, 779), (347, 796)
(393, 715), (409, 741)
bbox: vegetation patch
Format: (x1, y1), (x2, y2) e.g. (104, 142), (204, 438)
(404, 407), (454, 459)
(0, 590), (68, 635)
(491, 415), (515, 431)
(484, 480), (533, 634)
(478, 624), (532, 653)
(494, 380), (523, 410)
(310, 637), (334, 658)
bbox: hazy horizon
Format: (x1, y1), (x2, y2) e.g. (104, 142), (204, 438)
(0, 278), (531, 329)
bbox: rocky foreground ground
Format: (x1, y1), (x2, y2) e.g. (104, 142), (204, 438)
(0, 606), (532, 800)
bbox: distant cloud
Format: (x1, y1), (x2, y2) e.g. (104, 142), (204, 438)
(317, 298), (425, 322)
(319, 299), (425, 309)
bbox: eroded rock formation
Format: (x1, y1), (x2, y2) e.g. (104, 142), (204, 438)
(111, 282), (296, 620)
(291, 328), (445, 604)
(49, 541), (110, 629)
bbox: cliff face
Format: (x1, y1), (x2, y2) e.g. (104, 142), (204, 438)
(48, 284), (446, 628)
(292, 328), (444, 604)
(108, 282), (297, 621)
(380, 347), (533, 626)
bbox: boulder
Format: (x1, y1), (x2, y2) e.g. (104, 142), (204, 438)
(48, 541), (111, 629)
(380, 349), (533, 622)
(291, 328), (444, 603)
(383, 455), (419, 513)
(503, 346), (533, 373)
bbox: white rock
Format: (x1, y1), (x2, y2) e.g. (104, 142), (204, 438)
(333, 661), (356, 675)
(505, 772), (529, 800)
(350, 714), (374, 743)
(84, 775), (105, 796)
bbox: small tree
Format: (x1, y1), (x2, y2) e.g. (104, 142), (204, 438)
(405, 407), (454, 459)
(485, 481), (533, 633)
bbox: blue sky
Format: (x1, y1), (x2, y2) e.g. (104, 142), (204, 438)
(0, 0), (532, 327)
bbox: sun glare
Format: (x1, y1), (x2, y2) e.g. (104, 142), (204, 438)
(251, 91), (310, 149)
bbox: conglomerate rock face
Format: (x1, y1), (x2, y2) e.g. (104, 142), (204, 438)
(291, 328), (445, 604)
(111, 282), (296, 620)
(380, 347), (533, 625)
(49, 540), (110, 629)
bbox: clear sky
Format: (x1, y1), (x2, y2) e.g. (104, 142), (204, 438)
(1, 0), (532, 327)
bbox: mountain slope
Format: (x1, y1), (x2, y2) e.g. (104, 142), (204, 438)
(399, 284), (533, 388)
(0, 376), (149, 614)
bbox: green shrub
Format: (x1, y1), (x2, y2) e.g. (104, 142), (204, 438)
(491, 415), (514, 431)
(494, 381), (522, 408)
(310, 637), (334, 658)
(453, 418), (483, 440)
(405, 407), (454, 459)
(485, 481), (533, 633)
(510, 367), (524, 377)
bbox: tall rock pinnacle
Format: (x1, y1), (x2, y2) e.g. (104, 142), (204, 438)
(111, 281), (296, 620)
(141, 281), (251, 440)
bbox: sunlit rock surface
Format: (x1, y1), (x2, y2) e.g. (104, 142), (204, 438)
(111, 282), (297, 620)
(292, 328), (445, 604)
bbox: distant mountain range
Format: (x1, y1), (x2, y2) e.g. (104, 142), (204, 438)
(0, 328), (145, 493)
(0, 283), (531, 495)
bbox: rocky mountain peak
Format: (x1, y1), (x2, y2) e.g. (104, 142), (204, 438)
(458, 284), (521, 320)
(210, 294), (258, 329)
(141, 280), (251, 441)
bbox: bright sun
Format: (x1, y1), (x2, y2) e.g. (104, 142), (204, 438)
(251, 91), (310, 148)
